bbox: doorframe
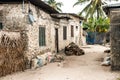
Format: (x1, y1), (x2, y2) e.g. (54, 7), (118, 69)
(55, 28), (59, 53)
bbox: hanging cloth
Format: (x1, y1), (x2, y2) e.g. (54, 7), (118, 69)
(28, 9), (35, 24)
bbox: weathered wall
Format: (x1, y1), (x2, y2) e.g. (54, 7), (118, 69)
(0, 3), (55, 59)
(58, 16), (83, 50)
(0, 3), (85, 59)
(68, 16), (85, 46)
(26, 3), (55, 59)
(81, 30), (87, 45)
(69, 18), (81, 45)
(58, 19), (69, 50)
(51, 18), (60, 52)
(0, 4), (27, 30)
(109, 9), (120, 70)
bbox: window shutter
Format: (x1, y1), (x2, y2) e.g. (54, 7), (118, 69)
(63, 26), (67, 40)
(39, 27), (46, 46)
(71, 25), (74, 37)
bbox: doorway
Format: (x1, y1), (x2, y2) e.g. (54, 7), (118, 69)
(55, 28), (59, 53)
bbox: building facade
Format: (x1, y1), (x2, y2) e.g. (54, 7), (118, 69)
(0, 0), (84, 60)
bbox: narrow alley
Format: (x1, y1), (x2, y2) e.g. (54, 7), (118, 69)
(0, 45), (119, 80)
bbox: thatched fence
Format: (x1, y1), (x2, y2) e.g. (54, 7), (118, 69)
(0, 30), (28, 77)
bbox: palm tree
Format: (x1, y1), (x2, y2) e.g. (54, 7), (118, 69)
(73, 0), (118, 19)
(83, 17), (110, 32)
(44, 0), (63, 12)
(74, 0), (118, 44)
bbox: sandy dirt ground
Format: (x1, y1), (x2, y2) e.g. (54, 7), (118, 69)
(0, 45), (120, 80)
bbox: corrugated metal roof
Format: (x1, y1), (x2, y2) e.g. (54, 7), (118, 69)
(103, 3), (120, 8)
(51, 13), (84, 20)
(51, 13), (85, 20)
(60, 13), (85, 20)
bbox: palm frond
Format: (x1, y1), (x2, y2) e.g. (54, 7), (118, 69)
(73, 0), (90, 7)
(78, 1), (92, 16)
(56, 2), (63, 7)
(56, 7), (62, 12)
(43, 0), (63, 12)
(98, 6), (106, 18)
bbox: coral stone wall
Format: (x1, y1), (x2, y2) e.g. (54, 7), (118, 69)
(0, 4), (27, 30)
(0, 3), (84, 60)
(0, 3), (55, 59)
(22, 3), (55, 59)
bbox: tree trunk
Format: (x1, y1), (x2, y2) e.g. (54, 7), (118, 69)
(110, 11), (120, 70)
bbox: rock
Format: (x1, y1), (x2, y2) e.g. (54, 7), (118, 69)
(104, 49), (110, 53)
(101, 61), (111, 66)
(104, 56), (110, 61)
(101, 56), (111, 66)
(54, 54), (65, 62)
(31, 58), (39, 69)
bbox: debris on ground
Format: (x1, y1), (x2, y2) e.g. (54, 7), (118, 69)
(54, 54), (65, 62)
(101, 56), (111, 66)
(102, 49), (111, 66)
(104, 49), (111, 53)
(30, 52), (55, 69)
(30, 52), (65, 69)
(65, 42), (85, 56)
(0, 45), (118, 80)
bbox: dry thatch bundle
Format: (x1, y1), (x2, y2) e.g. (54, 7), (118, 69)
(0, 31), (28, 77)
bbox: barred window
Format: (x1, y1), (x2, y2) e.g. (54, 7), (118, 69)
(39, 27), (46, 46)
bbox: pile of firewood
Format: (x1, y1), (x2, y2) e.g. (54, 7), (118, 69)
(64, 42), (85, 56)
(0, 31), (27, 77)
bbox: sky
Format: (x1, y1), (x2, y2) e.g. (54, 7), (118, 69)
(55, 0), (83, 14)
(55, 0), (120, 14)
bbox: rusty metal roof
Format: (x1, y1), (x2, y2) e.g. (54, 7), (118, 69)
(103, 3), (120, 16)
(51, 13), (85, 20)
(0, 0), (59, 14)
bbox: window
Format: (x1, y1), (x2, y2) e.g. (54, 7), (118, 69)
(0, 22), (3, 29)
(63, 26), (67, 40)
(71, 25), (74, 37)
(39, 27), (46, 46)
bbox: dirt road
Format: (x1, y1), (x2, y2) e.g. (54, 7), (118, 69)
(0, 45), (119, 80)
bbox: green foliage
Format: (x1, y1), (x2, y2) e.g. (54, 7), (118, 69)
(83, 17), (110, 32)
(73, 0), (119, 19)
(44, 0), (63, 12)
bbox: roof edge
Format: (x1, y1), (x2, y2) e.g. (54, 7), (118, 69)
(51, 13), (85, 20)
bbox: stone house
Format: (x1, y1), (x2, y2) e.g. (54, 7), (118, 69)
(0, 0), (84, 59)
(51, 13), (84, 52)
